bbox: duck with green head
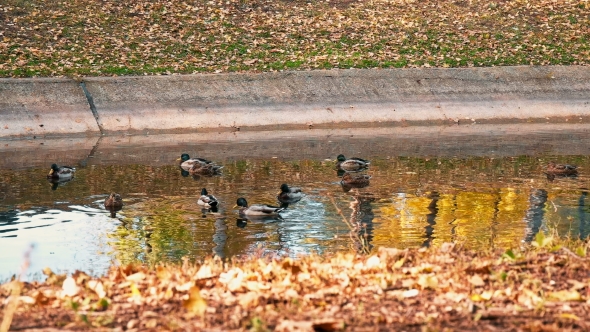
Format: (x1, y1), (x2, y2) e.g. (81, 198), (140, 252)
(234, 197), (285, 217)
(198, 188), (219, 209)
(177, 153), (215, 170)
(47, 163), (75, 179)
(336, 154), (370, 171)
(277, 183), (304, 204)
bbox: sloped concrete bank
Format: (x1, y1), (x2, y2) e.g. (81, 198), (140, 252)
(1, 66), (590, 138)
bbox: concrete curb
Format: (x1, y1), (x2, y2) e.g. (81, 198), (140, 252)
(1, 66), (589, 138)
(0, 78), (99, 138)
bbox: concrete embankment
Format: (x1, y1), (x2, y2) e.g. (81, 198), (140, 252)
(1, 66), (589, 138)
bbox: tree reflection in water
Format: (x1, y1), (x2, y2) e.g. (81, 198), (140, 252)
(523, 189), (548, 243)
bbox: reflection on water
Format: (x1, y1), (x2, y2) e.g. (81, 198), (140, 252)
(2, 126), (590, 280)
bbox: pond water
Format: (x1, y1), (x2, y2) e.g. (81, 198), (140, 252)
(1, 124), (590, 281)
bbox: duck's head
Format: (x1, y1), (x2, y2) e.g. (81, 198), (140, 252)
(177, 153), (190, 162)
(48, 163), (59, 175)
(201, 188), (208, 195)
(235, 197), (248, 208)
(280, 183), (290, 193)
(337, 154), (346, 162)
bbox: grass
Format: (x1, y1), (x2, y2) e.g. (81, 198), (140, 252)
(0, 0), (588, 78)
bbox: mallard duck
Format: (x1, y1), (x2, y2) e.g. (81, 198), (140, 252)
(198, 188), (219, 208)
(189, 163), (223, 176)
(336, 154), (370, 171)
(104, 193), (123, 209)
(47, 163), (75, 179)
(177, 153), (214, 170)
(546, 161), (578, 176)
(234, 197), (285, 216)
(277, 183), (304, 204)
(104, 193), (123, 218)
(341, 172), (371, 188)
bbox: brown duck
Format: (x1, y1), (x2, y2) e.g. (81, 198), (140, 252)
(104, 193), (123, 218)
(545, 161), (578, 176)
(189, 163), (223, 176)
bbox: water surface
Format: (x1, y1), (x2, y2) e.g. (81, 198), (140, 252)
(1, 124), (589, 280)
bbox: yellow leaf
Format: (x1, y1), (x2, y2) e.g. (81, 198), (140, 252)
(548, 290), (582, 302)
(559, 313), (580, 321)
(393, 258), (405, 269)
(126, 272), (146, 282)
(130, 283), (141, 297)
(417, 275), (438, 289)
(183, 286), (207, 317)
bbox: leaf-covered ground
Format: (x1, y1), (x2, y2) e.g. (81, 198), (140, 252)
(2, 237), (590, 331)
(0, 0), (588, 77)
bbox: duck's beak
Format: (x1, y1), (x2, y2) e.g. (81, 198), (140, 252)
(48, 169), (54, 175)
(233, 204), (238, 209)
(176, 158), (182, 161)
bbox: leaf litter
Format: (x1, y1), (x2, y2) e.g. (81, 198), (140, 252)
(0, 0), (588, 77)
(1, 241), (590, 331)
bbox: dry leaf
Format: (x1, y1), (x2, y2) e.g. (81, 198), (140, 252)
(183, 286), (207, 317)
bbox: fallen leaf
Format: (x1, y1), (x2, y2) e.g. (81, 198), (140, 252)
(548, 290), (582, 302)
(183, 286), (207, 317)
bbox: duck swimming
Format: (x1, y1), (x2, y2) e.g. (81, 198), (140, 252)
(198, 188), (219, 209)
(336, 154), (370, 171)
(277, 183), (304, 204)
(177, 153), (215, 170)
(234, 197), (285, 217)
(104, 193), (123, 218)
(189, 163), (223, 176)
(47, 164), (75, 180)
(545, 161), (578, 176)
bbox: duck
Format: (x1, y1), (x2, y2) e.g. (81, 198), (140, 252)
(234, 197), (285, 216)
(104, 193), (123, 209)
(198, 188), (219, 209)
(336, 154), (370, 171)
(340, 172), (371, 190)
(545, 161), (578, 176)
(177, 153), (215, 170)
(277, 183), (304, 204)
(104, 193), (123, 218)
(47, 164), (75, 180)
(189, 163), (223, 176)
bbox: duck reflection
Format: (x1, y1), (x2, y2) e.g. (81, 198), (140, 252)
(340, 172), (371, 192)
(235, 214), (284, 228)
(47, 178), (73, 191)
(180, 168), (190, 177)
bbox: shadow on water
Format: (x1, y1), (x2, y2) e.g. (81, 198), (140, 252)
(2, 123), (590, 279)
